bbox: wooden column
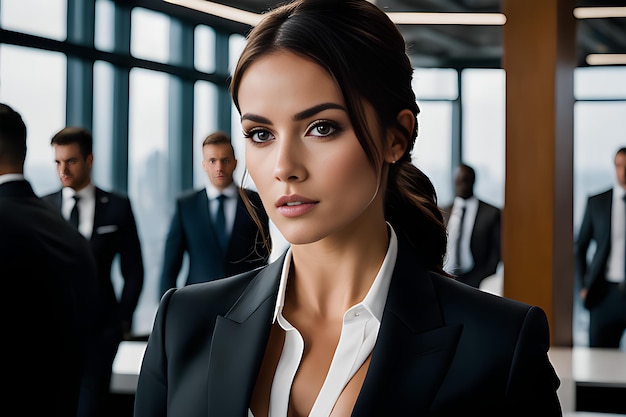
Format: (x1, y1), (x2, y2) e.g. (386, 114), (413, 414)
(502, 0), (575, 346)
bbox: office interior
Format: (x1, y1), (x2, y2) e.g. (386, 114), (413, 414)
(1, 0), (625, 413)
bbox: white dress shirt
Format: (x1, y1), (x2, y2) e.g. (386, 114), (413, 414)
(606, 185), (626, 283)
(205, 183), (238, 238)
(62, 183), (95, 239)
(248, 225), (398, 417)
(444, 196), (478, 274)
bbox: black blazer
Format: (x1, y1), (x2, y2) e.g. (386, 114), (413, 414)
(159, 188), (271, 296)
(442, 200), (501, 288)
(575, 189), (613, 309)
(42, 187), (144, 331)
(1, 179), (98, 416)
(135, 237), (561, 416)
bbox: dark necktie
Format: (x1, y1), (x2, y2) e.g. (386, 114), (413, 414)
(455, 205), (466, 274)
(69, 195), (80, 229)
(214, 194), (228, 250)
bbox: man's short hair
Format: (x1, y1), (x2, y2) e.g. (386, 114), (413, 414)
(202, 131), (233, 151)
(0, 103), (27, 166)
(51, 126), (93, 159)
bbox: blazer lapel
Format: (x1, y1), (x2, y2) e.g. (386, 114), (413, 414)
(206, 256), (284, 415)
(353, 243), (462, 416)
(91, 188), (108, 238)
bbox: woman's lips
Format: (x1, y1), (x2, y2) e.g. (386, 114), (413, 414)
(275, 195), (318, 218)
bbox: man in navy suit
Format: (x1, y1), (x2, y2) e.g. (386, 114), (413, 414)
(42, 127), (144, 417)
(576, 147), (626, 348)
(442, 164), (502, 288)
(159, 131), (271, 297)
(0, 103), (98, 416)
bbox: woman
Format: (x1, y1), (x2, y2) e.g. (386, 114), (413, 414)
(134, 0), (562, 415)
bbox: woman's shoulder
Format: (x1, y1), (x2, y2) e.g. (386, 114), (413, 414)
(166, 268), (264, 309)
(429, 271), (543, 323)
(162, 260), (283, 321)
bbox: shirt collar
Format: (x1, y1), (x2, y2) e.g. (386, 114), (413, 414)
(205, 183), (237, 200)
(272, 223), (399, 324)
(0, 173), (25, 185)
(62, 182), (94, 200)
(614, 184), (626, 200)
(454, 195), (478, 207)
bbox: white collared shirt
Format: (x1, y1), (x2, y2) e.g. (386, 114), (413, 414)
(205, 183), (238, 237)
(62, 183), (95, 239)
(606, 185), (626, 283)
(0, 173), (24, 185)
(250, 226), (398, 417)
(444, 196), (478, 274)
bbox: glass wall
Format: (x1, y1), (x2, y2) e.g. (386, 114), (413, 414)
(0, 44), (66, 195)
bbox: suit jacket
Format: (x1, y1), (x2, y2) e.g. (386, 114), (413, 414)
(575, 189), (613, 309)
(159, 188), (270, 296)
(135, 237), (561, 417)
(442, 200), (501, 288)
(1, 179), (98, 416)
(42, 187), (144, 332)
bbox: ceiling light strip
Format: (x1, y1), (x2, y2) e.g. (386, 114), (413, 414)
(164, 0), (262, 26)
(574, 7), (626, 19)
(388, 12), (506, 25)
(586, 54), (626, 66)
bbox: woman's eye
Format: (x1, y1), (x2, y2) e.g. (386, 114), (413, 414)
(308, 121), (338, 137)
(245, 129), (274, 144)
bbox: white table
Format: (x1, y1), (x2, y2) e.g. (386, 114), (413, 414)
(110, 341), (626, 414)
(110, 341), (148, 394)
(548, 346), (626, 414)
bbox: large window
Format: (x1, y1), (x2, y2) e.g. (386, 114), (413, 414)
(0, 0), (66, 40)
(412, 68), (458, 205)
(462, 69), (506, 208)
(0, 44), (66, 195)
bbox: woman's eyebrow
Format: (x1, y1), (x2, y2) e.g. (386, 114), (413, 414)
(241, 113), (272, 124)
(293, 103), (346, 121)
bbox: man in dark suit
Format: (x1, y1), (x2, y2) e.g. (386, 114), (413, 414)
(442, 164), (501, 288)
(575, 147), (626, 348)
(42, 126), (144, 417)
(0, 103), (98, 416)
(159, 131), (270, 297)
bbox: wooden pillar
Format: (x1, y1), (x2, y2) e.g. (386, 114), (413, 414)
(502, 0), (575, 346)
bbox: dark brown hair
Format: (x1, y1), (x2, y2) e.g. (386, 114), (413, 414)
(50, 126), (93, 160)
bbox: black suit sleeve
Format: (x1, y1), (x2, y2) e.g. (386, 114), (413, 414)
(574, 195), (594, 290)
(505, 306), (562, 414)
(160, 201), (186, 297)
(118, 197), (144, 332)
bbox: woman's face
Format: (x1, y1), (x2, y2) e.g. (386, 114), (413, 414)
(237, 51), (383, 245)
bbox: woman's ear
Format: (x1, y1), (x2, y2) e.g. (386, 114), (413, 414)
(385, 109), (413, 164)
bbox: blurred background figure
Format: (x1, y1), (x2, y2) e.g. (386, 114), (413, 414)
(0, 103), (98, 416)
(42, 127), (144, 417)
(442, 163), (502, 288)
(159, 131), (271, 297)
(575, 147), (626, 349)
